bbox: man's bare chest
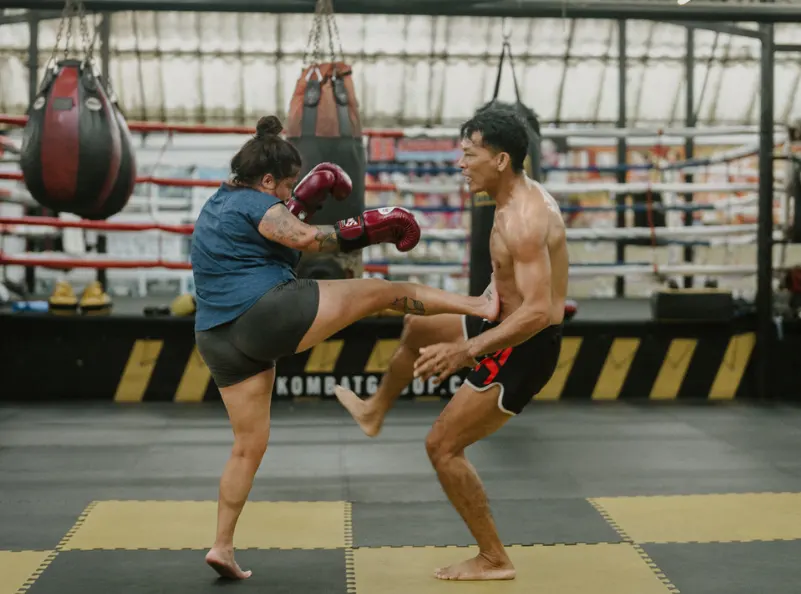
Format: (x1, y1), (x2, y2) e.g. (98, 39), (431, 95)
(489, 225), (513, 272)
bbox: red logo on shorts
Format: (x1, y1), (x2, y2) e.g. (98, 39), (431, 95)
(474, 347), (513, 385)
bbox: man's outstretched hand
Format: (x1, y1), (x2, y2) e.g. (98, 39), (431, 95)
(414, 341), (476, 385)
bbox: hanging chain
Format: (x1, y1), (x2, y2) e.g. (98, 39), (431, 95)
(40, 0), (98, 86)
(324, 0), (344, 64)
(303, 0), (344, 68)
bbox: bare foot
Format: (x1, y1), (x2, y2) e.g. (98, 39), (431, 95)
(334, 385), (383, 437)
(480, 274), (501, 322)
(205, 547), (252, 579)
(434, 554), (516, 581)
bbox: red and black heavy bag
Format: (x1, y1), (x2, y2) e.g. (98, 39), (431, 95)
(285, 62), (365, 226)
(19, 59), (122, 217)
(81, 102), (137, 220)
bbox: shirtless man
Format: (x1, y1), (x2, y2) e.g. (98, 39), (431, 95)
(335, 104), (569, 581)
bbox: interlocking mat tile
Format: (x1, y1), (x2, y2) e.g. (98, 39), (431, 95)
(24, 549), (347, 594)
(352, 544), (673, 594)
(591, 492), (801, 543)
(351, 499), (622, 547)
(60, 501), (347, 550)
(0, 495), (91, 550)
(642, 540), (801, 594)
(0, 551), (53, 594)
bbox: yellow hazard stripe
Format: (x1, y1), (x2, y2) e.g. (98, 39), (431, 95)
(305, 340), (345, 373)
(650, 338), (698, 400)
(535, 337), (583, 400)
(710, 332), (756, 400)
(592, 338), (641, 400)
(114, 340), (163, 403)
(174, 346), (211, 402)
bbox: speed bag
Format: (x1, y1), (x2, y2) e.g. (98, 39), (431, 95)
(285, 62), (362, 139)
(19, 59), (122, 216)
(81, 106), (137, 220)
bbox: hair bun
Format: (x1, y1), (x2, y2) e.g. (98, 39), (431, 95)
(255, 115), (283, 139)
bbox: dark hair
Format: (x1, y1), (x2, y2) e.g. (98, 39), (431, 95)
(230, 115), (302, 186)
(460, 103), (532, 173)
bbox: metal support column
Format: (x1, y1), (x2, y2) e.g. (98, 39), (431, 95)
(683, 26), (695, 288)
(756, 23), (775, 400)
(96, 12), (112, 290)
(615, 18), (627, 297)
(25, 12), (40, 295)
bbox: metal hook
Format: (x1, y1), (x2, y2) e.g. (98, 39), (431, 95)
(502, 17), (512, 42)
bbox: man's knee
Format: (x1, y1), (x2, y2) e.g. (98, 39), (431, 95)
(425, 428), (460, 467)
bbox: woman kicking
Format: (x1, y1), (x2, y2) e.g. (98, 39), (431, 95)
(191, 115), (498, 579)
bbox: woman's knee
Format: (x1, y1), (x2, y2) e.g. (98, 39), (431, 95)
(232, 428), (270, 461)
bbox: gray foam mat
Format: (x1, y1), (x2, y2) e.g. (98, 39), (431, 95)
(25, 549), (348, 594)
(351, 498), (623, 547)
(642, 541), (801, 594)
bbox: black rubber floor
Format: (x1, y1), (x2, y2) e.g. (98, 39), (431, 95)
(2, 401), (801, 593)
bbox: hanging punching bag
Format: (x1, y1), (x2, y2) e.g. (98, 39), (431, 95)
(285, 5), (366, 279)
(81, 102), (137, 220)
(469, 40), (542, 297)
(19, 59), (122, 217)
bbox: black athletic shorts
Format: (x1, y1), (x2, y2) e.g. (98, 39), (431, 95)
(461, 315), (563, 415)
(195, 278), (320, 389)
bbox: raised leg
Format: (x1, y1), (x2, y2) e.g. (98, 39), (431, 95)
(205, 368), (274, 579)
(295, 277), (497, 353)
(426, 383), (515, 581)
(335, 313), (466, 436)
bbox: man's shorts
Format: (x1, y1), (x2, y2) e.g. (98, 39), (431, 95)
(195, 278), (320, 389)
(461, 315), (563, 415)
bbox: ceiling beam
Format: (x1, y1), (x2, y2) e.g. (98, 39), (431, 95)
(4, 0), (801, 23)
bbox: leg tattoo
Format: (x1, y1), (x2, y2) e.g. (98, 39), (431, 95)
(391, 296), (426, 315)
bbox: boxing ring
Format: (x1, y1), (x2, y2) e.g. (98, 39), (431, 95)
(1, 116), (800, 402)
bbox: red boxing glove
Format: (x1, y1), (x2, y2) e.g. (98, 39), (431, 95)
(313, 162), (352, 200)
(334, 207), (420, 253)
(286, 162), (352, 222)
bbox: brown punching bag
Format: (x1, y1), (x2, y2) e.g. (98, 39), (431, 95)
(285, 3), (366, 279)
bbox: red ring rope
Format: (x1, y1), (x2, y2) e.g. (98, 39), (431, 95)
(0, 252), (393, 274)
(0, 216), (194, 234)
(0, 171), (398, 193)
(0, 114), (404, 139)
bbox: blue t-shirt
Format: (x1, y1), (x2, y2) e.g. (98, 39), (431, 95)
(191, 184), (301, 331)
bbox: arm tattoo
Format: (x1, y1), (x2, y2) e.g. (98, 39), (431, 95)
(260, 207), (339, 253)
(313, 226), (340, 253)
(261, 206), (306, 245)
(391, 296), (426, 315)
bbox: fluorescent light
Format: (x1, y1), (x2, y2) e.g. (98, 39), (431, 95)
(677, 0), (691, 4)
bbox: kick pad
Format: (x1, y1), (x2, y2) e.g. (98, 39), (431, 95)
(59, 501), (347, 550)
(351, 499), (622, 547)
(591, 492), (801, 543)
(353, 544), (673, 594)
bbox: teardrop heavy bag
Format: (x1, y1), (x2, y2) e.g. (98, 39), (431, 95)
(19, 59), (122, 215)
(81, 104), (137, 220)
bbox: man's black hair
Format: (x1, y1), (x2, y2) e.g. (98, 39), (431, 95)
(460, 102), (532, 173)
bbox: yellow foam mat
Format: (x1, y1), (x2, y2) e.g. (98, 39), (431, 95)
(60, 500), (346, 550)
(591, 492), (801, 543)
(0, 551), (53, 594)
(353, 543), (672, 594)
